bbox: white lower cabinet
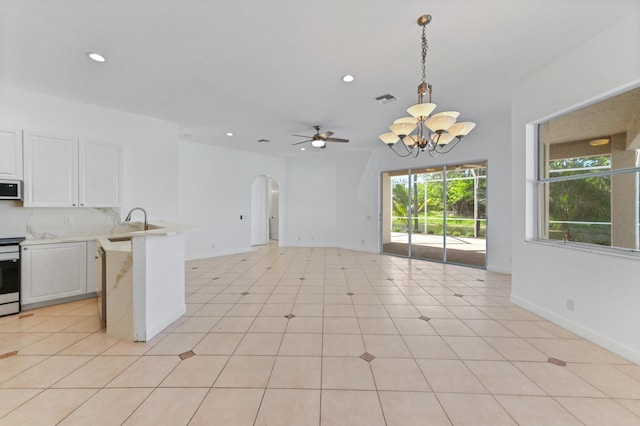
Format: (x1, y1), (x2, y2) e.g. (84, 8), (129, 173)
(21, 241), (96, 306)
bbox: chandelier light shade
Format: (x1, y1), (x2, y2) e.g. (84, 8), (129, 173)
(407, 102), (437, 120)
(379, 14), (476, 157)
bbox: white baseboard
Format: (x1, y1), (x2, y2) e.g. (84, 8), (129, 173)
(337, 243), (378, 254)
(186, 247), (251, 261)
(278, 242), (339, 248)
(486, 265), (512, 274)
(146, 304), (186, 341)
(511, 294), (640, 365)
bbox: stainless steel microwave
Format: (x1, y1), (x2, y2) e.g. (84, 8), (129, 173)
(0, 180), (22, 200)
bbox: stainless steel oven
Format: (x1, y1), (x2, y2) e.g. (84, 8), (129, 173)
(0, 237), (24, 316)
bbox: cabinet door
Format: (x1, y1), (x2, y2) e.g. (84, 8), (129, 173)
(79, 139), (122, 207)
(23, 132), (78, 207)
(21, 242), (88, 305)
(0, 128), (23, 180)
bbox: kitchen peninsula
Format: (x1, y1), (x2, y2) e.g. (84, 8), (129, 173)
(97, 221), (198, 342)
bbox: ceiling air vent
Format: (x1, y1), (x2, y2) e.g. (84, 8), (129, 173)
(375, 94), (397, 104)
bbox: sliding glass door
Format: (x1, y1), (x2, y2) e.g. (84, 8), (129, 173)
(381, 162), (487, 268)
(443, 165), (487, 267)
(381, 170), (410, 257)
(410, 167), (445, 262)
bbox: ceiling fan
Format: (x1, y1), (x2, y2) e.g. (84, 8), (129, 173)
(292, 125), (349, 149)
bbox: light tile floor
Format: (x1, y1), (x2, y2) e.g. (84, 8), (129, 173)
(1, 244), (640, 425)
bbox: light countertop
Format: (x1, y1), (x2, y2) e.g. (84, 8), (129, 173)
(21, 221), (200, 249)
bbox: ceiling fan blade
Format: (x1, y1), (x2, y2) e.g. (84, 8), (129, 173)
(318, 131), (334, 139)
(325, 137), (349, 143)
(292, 140), (312, 145)
(293, 134), (313, 138)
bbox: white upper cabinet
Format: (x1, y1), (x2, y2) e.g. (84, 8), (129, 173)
(79, 139), (122, 207)
(23, 132), (122, 207)
(0, 128), (23, 180)
(24, 132), (78, 207)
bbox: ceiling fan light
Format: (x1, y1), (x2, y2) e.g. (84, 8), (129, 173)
(407, 102), (437, 119)
(311, 139), (325, 148)
(447, 121), (476, 137)
(425, 114), (456, 132)
(379, 132), (399, 146)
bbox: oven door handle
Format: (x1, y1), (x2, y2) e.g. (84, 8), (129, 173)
(0, 253), (19, 262)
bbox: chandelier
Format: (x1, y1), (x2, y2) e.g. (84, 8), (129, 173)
(379, 14), (476, 157)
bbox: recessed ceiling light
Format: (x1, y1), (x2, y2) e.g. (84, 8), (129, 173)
(300, 147), (306, 151)
(589, 138), (609, 146)
(342, 74), (355, 83)
(226, 132), (234, 136)
(87, 52), (106, 62)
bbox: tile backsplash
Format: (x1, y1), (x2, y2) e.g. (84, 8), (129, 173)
(0, 201), (123, 239)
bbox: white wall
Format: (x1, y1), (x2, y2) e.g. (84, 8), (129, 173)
(0, 86), (180, 239)
(282, 155), (337, 247)
(335, 150), (380, 253)
(178, 140), (286, 259)
(511, 11), (640, 362)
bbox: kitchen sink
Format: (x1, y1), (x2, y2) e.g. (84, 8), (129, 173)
(107, 236), (132, 243)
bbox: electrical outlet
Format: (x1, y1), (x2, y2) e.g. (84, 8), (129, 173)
(566, 299), (574, 311)
(361, 240), (365, 245)
(64, 216), (71, 224)
(211, 243), (215, 248)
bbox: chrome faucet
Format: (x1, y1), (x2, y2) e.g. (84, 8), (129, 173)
(125, 207), (148, 231)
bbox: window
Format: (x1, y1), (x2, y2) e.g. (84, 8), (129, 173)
(536, 86), (640, 253)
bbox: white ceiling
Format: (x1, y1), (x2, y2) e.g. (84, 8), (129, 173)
(1, 0), (638, 157)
